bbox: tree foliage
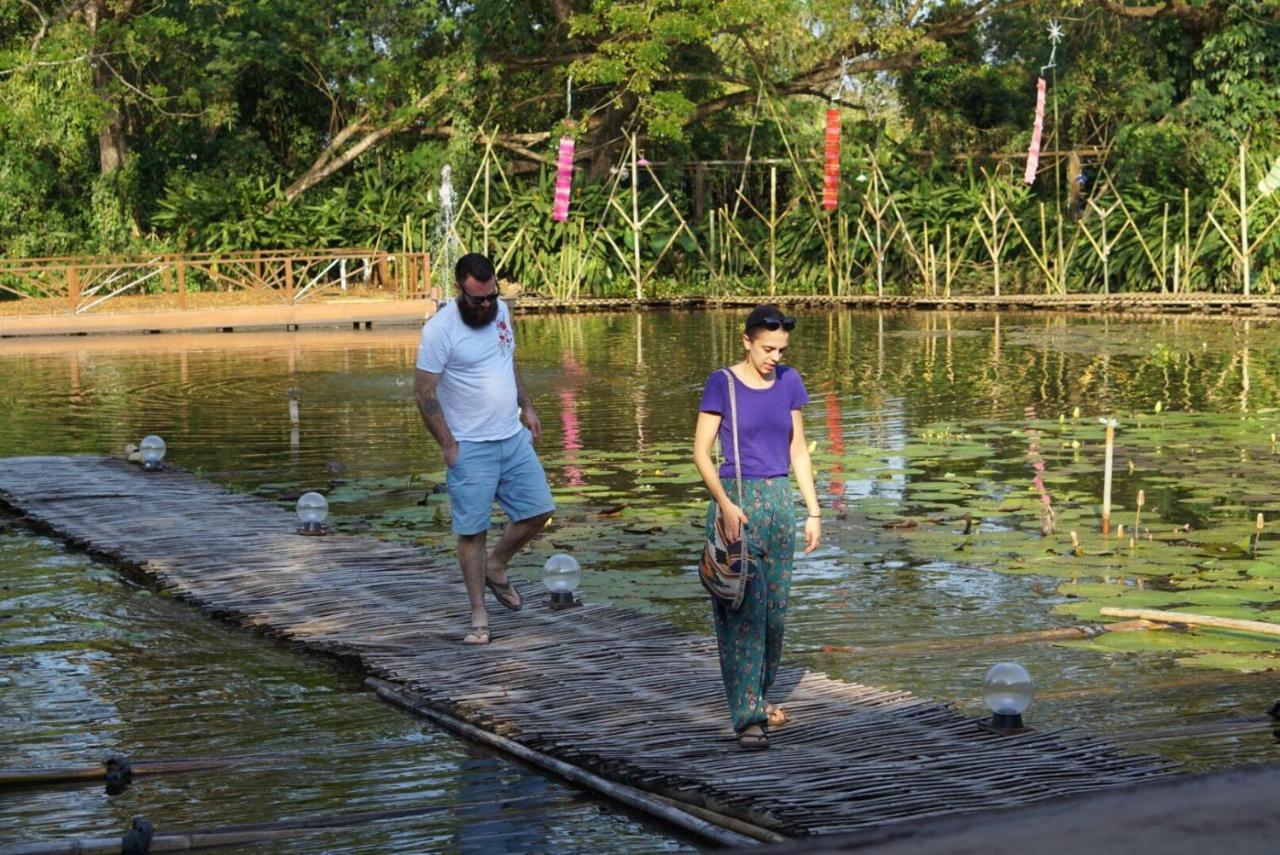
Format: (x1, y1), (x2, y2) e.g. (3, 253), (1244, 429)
(0, 0), (1277, 266)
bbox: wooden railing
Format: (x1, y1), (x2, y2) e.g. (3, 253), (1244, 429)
(0, 249), (433, 313)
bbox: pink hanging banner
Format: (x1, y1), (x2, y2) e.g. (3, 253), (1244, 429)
(553, 136), (575, 222)
(1024, 78), (1046, 185)
(822, 109), (841, 211)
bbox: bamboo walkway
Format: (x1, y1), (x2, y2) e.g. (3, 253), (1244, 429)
(0, 456), (1176, 841)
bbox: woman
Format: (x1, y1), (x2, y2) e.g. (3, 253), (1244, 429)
(693, 305), (822, 750)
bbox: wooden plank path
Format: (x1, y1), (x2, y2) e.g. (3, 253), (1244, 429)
(0, 456), (1176, 841)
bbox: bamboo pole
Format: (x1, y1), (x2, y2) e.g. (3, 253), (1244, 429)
(1099, 607), (1280, 639)
(990, 183), (999, 297)
(1, 758), (261, 788)
(769, 165), (778, 297)
(1112, 715), (1280, 745)
(0, 794), (563, 855)
(1100, 417), (1117, 535)
(1240, 141), (1250, 295)
(708, 202), (718, 294)
(812, 620), (1164, 656)
(631, 135), (642, 300)
(944, 223), (953, 298)
(368, 678), (769, 847)
(1161, 202), (1170, 293)
(1183, 187), (1191, 292)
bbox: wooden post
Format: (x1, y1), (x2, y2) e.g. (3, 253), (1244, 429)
(284, 258), (295, 302)
(177, 260), (187, 310)
(694, 162), (707, 222)
(67, 264), (80, 312)
(377, 254), (389, 290)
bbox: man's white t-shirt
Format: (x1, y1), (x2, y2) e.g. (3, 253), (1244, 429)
(415, 299), (522, 442)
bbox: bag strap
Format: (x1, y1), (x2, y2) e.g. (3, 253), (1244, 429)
(720, 368), (746, 550)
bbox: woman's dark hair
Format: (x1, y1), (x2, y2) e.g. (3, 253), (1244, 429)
(455, 252), (496, 286)
(744, 304), (796, 338)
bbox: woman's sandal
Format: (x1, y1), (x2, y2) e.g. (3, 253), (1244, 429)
(766, 704), (792, 728)
(737, 725), (769, 751)
(462, 625), (491, 645)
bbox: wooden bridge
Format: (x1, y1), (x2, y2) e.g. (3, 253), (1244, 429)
(0, 456), (1175, 845)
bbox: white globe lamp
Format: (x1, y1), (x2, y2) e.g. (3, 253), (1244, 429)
(296, 491), (329, 535)
(982, 662), (1035, 733)
(139, 435), (167, 471)
(543, 553), (581, 609)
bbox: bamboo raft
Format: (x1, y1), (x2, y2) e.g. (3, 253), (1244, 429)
(0, 456), (1176, 840)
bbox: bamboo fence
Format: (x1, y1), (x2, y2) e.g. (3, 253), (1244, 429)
(0, 249), (432, 313)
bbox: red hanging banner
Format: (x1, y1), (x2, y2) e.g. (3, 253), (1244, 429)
(552, 136), (575, 222)
(823, 109), (841, 210)
(1024, 78), (1046, 185)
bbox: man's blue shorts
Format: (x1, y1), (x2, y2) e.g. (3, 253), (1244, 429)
(446, 428), (556, 536)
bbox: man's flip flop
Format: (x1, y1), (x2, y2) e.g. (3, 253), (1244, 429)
(462, 625), (491, 645)
(486, 577), (523, 611)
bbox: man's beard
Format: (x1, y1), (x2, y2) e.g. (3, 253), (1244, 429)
(457, 295), (499, 329)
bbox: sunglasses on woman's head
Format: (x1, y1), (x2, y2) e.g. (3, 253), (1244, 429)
(461, 284), (500, 305)
(753, 316), (796, 331)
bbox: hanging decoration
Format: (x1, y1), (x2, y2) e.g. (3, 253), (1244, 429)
(1025, 20), (1063, 186)
(823, 109), (841, 210)
(552, 77), (575, 222)
(1023, 78), (1046, 186)
(553, 135), (575, 222)
(822, 57), (855, 211)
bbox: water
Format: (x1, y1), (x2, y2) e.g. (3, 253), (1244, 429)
(3, 310), (1279, 847)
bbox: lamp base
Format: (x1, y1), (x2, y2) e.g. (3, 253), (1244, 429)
(978, 712), (1031, 735)
(297, 522), (327, 536)
(547, 591), (581, 610)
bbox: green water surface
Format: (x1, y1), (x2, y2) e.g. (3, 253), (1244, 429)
(3, 309), (1279, 848)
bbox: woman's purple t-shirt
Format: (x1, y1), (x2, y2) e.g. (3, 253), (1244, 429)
(699, 366), (809, 479)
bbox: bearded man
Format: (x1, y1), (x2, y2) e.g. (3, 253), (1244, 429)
(413, 252), (555, 644)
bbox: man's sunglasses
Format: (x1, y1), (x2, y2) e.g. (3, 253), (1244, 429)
(750, 316), (796, 332)
(461, 284), (500, 305)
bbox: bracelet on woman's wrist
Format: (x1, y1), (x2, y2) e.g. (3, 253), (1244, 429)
(807, 512), (822, 518)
